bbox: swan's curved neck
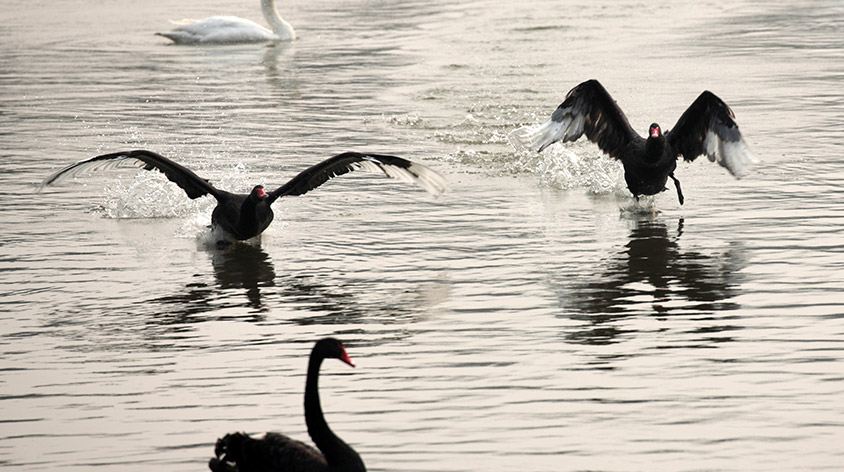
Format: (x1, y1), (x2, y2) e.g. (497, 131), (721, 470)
(261, 0), (296, 40)
(305, 355), (357, 467)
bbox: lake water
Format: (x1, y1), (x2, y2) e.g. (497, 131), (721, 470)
(1, 1), (842, 471)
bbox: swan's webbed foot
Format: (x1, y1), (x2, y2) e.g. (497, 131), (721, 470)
(669, 173), (684, 205)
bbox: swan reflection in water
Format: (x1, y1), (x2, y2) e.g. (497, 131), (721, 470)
(558, 215), (747, 346)
(146, 243), (418, 326)
(210, 243), (277, 311)
(144, 243), (277, 321)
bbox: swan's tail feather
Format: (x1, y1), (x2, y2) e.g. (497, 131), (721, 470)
(155, 31), (196, 45)
(157, 18), (201, 44)
(508, 119), (565, 153)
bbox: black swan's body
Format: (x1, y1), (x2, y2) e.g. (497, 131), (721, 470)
(510, 79), (756, 204)
(42, 150), (446, 242)
(209, 338), (364, 472)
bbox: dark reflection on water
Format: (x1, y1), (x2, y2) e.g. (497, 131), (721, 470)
(558, 215), (747, 346)
(143, 243), (417, 327)
(210, 243), (276, 311)
(142, 244), (276, 322)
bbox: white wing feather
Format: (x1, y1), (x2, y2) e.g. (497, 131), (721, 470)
(509, 106), (586, 153)
(702, 130), (758, 178)
(351, 158), (447, 196)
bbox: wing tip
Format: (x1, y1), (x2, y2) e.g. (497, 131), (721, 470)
(508, 119), (564, 154)
(40, 162), (80, 189)
(348, 154), (447, 196)
(718, 139), (759, 179)
(407, 161), (448, 196)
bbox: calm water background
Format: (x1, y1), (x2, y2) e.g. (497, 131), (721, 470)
(1, 1), (842, 470)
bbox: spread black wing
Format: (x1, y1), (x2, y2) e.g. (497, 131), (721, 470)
(667, 91), (756, 177)
(510, 79), (642, 158)
(267, 151), (446, 203)
(209, 432), (327, 472)
(41, 149), (221, 200)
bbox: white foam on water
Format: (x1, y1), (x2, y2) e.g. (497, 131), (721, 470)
(511, 141), (626, 195)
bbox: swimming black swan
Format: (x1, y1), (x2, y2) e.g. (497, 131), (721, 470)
(41, 150), (446, 243)
(509, 79), (756, 204)
(208, 338), (364, 472)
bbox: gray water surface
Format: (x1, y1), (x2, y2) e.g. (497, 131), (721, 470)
(1, 1), (843, 471)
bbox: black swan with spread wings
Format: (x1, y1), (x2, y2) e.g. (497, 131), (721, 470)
(510, 79), (756, 204)
(42, 150), (446, 242)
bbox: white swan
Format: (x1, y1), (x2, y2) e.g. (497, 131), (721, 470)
(157, 0), (296, 45)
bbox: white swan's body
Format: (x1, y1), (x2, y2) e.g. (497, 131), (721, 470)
(157, 0), (295, 45)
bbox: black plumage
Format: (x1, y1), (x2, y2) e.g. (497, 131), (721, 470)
(42, 150), (446, 242)
(209, 338), (365, 472)
(510, 79), (756, 204)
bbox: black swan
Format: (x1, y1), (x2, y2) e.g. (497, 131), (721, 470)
(41, 150), (446, 242)
(209, 338), (364, 472)
(509, 79), (756, 204)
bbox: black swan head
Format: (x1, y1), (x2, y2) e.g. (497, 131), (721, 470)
(648, 123), (662, 139)
(250, 184), (268, 201)
(314, 337), (355, 367)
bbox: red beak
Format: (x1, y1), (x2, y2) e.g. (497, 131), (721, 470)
(650, 128), (660, 138)
(257, 187), (267, 199)
(340, 349), (355, 368)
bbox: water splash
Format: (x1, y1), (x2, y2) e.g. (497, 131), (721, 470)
(379, 113), (426, 128)
(98, 171), (210, 219)
(427, 96), (626, 195)
(618, 195), (661, 215)
(178, 210), (214, 241)
(511, 141), (625, 194)
(95, 160), (261, 224)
